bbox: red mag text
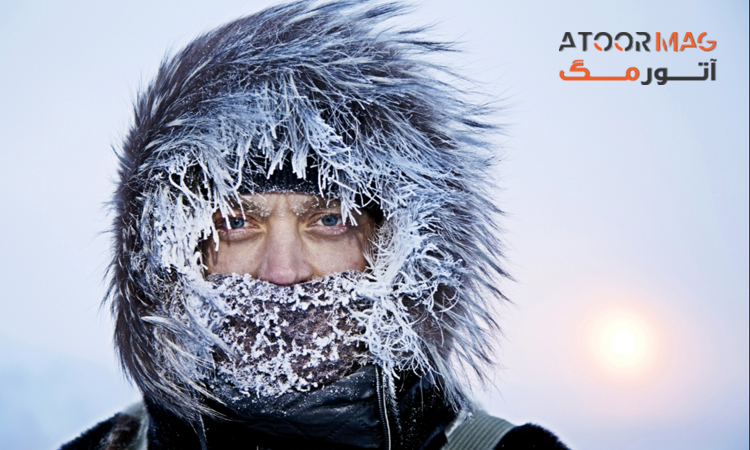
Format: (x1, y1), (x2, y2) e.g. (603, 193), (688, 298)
(559, 32), (716, 52)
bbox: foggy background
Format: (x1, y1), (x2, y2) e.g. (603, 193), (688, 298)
(0, 0), (747, 449)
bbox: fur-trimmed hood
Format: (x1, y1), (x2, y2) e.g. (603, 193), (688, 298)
(109, 0), (507, 422)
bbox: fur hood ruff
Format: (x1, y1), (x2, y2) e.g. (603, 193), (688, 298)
(109, 0), (507, 422)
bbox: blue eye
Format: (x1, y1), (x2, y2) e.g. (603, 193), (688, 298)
(320, 215), (341, 226)
(228, 218), (245, 229)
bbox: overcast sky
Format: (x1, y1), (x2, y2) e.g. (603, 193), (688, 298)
(0, 1), (747, 449)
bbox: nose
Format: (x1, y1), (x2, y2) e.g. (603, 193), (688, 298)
(255, 221), (314, 286)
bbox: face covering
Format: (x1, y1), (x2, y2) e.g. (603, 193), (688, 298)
(191, 271), (368, 398)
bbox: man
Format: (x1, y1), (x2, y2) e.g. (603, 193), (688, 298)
(62, 1), (569, 449)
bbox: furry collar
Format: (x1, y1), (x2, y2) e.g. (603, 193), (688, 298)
(108, 0), (507, 422)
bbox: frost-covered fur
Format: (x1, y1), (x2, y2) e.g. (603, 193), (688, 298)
(109, 0), (507, 422)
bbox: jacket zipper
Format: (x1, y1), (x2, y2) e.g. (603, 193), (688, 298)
(376, 366), (392, 450)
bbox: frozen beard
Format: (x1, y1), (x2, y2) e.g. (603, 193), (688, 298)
(192, 272), (368, 399)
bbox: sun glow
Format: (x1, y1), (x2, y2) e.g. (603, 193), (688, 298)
(592, 311), (656, 376)
(559, 287), (694, 418)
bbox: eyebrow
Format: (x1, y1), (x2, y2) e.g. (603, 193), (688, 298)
(290, 196), (341, 217)
(212, 196), (266, 220)
(228, 195), (341, 216)
(300, 196), (340, 210)
(227, 199), (269, 217)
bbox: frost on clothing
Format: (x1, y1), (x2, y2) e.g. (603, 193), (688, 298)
(194, 272), (369, 397)
(109, 0), (508, 422)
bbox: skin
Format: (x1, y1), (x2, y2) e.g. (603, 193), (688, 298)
(202, 193), (375, 285)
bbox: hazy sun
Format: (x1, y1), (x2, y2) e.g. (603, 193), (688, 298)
(593, 311), (655, 375)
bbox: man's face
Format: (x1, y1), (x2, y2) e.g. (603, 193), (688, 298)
(202, 193), (375, 284)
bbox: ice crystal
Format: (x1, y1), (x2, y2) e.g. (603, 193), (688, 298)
(191, 272), (368, 397)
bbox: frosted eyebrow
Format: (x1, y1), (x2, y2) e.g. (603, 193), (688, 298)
(231, 198), (270, 217)
(292, 197), (341, 216)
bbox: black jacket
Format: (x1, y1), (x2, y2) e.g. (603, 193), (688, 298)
(61, 367), (569, 450)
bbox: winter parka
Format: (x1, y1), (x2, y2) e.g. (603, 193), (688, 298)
(61, 1), (569, 449)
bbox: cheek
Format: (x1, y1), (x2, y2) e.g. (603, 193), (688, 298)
(307, 235), (368, 276)
(203, 240), (261, 275)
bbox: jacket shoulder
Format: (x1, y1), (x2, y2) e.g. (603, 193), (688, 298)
(59, 402), (146, 450)
(444, 410), (570, 450)
(495, 423), (570, 450)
